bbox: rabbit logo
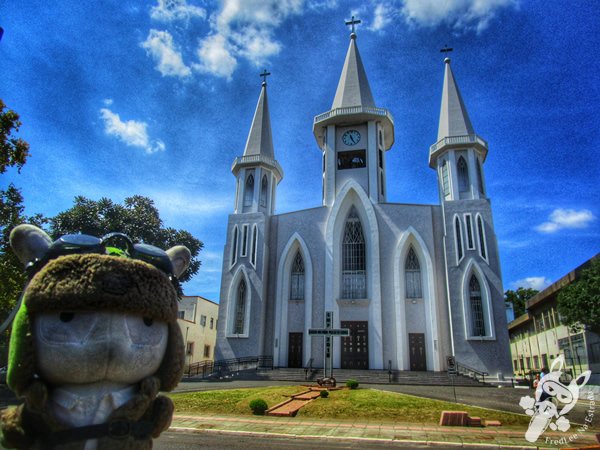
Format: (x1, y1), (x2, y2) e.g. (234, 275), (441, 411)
(519, 355), (591, 443)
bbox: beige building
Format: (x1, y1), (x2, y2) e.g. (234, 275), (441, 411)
(177, 296), (219, 368)
(508, 255), (599, 384)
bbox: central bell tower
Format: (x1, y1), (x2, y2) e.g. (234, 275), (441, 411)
(313, 18), (394, 207)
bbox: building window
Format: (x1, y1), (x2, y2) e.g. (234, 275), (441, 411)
(234, 280), (246, 334)
(204, 345), (211, 358)
(210, 317), (214, 329)
(342, 207), (366, 299)
(533, 355), (540, 369)
(476, 158), (485, 194)
(378, 149), (383, 169)
(338, 150), (366, 169)
(231, 226), (238, 266)
(186, 342), (194, 356)
(260, 175), (268, 207)
(200, 315), (207, 326)
(379, 130), (383, 147)
(405, 246), (422, 299)
(241, 224), (248, 257)
(455, 217), (464, 262)
(244, 174), (254, 206)
(441, 160), (450, 197)
(380, 172), (384, 196)
(535, 314), (545, 332)
(465, 214), (474, 250)
(290, 251), (305, 301)
(177, 310), (185, 319)
(476, 215), (487, 260)
(250, 225), (258, 267)
(457, 156), (469, 192)
(469, 275), (485, 336)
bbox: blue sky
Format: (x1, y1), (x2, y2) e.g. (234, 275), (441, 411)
(2, 0), (598, 302)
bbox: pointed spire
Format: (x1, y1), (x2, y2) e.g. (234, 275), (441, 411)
(437, 58), (475, 141)
(243, 74), (274, 159)
(331, 32), (375, 109)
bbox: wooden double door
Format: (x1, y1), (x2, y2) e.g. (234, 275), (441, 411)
(288, 332), (303, 368)
(341, 321), (369, 369)
(409, 333), (427, 371)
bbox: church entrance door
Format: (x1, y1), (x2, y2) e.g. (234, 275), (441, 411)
(341, 321), (369, 369)
(288, 332), (303, 368)
(409, 333), (427, 371)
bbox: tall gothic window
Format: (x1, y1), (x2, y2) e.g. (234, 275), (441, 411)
(476, 159), (485, 194)
(234, 280), (246, 334)
(455, 217), (464, 262)
(342, 207), (366, 299)
(405, 246), (422, 299)
(231, 226), (238, 266)
(469, 275), (485, 336)
(290, 251), (305, 300)
(441, 160), (450, 197)
(244, 174), (254, 206)
(477, 215), (487, 260)
(250, 225), (258, 266)
(457, 156), (469, 192)
(260, 175), (268, 207)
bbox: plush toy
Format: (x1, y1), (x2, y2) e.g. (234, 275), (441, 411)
(1, 224), (190, 449)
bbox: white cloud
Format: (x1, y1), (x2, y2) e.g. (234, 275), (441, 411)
(102, 98), (114, 106)
(150, 0), (206, 22)
(401, 0), (517, 32)
(370, 3), (392, 31)
(151, 190), (230, 217)
(195, 34), (237, 79)
(510, 277), (552, 291)
(535, 208), (595, 234)
(100, 108), (165, 154)
(141, 29), (192, 78)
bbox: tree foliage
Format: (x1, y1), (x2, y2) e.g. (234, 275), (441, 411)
(504, 287), (539, 318)
(50, 195), (203, 290)
(0, 99), (31, 174)
(557, 258), (600, 332)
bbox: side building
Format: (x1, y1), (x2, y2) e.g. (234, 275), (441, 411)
(177, 295), (219, 369)
(508, 254), (600, 384)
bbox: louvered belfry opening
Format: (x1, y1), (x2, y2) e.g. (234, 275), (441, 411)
(342, 207), (366, 299)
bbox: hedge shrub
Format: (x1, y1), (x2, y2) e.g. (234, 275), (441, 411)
(249, 398), (268, 415)
(346, 379), (359, 389)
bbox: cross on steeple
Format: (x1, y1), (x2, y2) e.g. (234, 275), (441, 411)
(345, 16), (361, 35)
(260, 69), (271, 85)
(440, 45), (453, 58)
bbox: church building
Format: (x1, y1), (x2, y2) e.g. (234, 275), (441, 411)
(215, 24), (512, 377)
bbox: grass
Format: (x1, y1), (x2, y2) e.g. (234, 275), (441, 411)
(170, 386), (530, 426)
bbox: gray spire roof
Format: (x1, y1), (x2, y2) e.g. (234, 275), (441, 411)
(331, 34), (375, 109)
(437, 58), (474, 141)
(243, 82), (274, 159)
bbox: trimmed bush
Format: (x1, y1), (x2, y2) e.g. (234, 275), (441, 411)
(249, 398), (268, 415)
(346, 379), (359, 389)
(319, 390), (329, 398)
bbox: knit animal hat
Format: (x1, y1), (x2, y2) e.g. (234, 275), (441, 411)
(7, 224), (191, 397)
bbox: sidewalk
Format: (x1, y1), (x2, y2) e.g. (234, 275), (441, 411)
(170, 413), (600, 449)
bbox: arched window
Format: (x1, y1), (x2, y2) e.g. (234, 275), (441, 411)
(457, 156), (469, 192)
(477, 215), (487, 260)
(231, 226), (238, 266)
(476, 159), (485, 194)
(234, 280), (246, 334)
(405, 246), (422, 299)
(290, 251), (305, 300)
(342, 207), (366, 299)
(260, 175), (268, 207)
(455, 217), (464, 262)
(250, 225), (258, 266)
(244, 174), (254, 207)
(441, 160), (450, 197)
(469, 275), (485, 336)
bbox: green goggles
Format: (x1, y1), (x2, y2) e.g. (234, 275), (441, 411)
(26, 232), (175, 280)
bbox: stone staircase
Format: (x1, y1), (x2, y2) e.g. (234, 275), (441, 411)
(227, 367), (490, 387)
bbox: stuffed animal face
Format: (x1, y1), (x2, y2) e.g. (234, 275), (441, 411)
(34, 311), (168, 385)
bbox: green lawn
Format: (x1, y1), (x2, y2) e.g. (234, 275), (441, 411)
(170, 386), (530, 426)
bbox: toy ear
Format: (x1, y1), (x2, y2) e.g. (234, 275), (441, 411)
(574, 370), (592, 388)
(10, 224), (52, 267)
(550, 355), (564, 373)
(166, 245), (191, 279)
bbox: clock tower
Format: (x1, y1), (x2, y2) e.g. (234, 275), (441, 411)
(313, 19), (394, 206)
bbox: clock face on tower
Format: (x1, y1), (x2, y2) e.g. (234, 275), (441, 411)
(342, 130), (361, 146)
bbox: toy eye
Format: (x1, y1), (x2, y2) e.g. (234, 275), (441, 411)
(143, 317), (153, 326)
(59, 312), (75, 323)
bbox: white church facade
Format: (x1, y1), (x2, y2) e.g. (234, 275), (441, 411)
(215, 27), (513, 377)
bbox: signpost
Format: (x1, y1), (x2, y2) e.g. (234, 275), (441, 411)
(447, 356), (457, 402)
(308, 311), (350, 379)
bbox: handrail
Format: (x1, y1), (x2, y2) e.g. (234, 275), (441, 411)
(304, 358), (314, 381)
(186, 355), (273, 379)
(314, 105), (394, 125)
(429, 134), (488, 155)
(455, 361), (489, 384)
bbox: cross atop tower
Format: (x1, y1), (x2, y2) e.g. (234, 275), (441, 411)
(440, 45), (453, 63)
(345, 16), (361, 36)
(260, 69), (271, 85)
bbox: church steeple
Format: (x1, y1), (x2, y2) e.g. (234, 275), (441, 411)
(437, 58), (474, 141)
(232, 71), (283, 215)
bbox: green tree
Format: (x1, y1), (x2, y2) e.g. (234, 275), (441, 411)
(504, 287), (539, 318)
(0, 99), (31, 174)
(557, 258), (600, 332)
(50, 195), (203, 291)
